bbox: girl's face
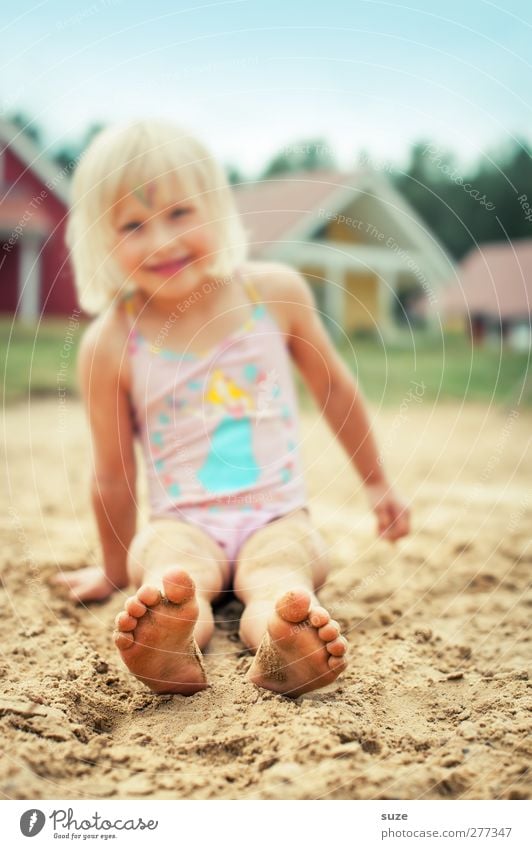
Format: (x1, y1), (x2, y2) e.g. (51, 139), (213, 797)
(111, 179), (219, 303)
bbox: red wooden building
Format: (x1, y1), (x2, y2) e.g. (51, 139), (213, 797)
(0, 118), (78, 320)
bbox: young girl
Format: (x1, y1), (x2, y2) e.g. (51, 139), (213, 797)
(55, 120), (410, 698)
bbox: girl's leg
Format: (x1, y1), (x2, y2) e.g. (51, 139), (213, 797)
(114, 518), (230, 695)
(126, 518), (230, 647)
(233, 510), (348, 697)
(234, 509), (328, 649)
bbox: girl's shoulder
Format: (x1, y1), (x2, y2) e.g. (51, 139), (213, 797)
(240, 260), (312, 334)
(78, 299), (131, 389)
(241, 258), (299, 291)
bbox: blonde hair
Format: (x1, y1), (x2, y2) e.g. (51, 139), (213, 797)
(66, 119), (248, 315)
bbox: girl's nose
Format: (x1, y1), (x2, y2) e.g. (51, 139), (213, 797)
(150, 221), (178, 253)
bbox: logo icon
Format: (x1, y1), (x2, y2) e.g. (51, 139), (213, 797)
(20, 810), (45, 837)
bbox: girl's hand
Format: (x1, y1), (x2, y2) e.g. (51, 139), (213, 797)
(364, 480), (411, 541)
(52, 565), (127, 603)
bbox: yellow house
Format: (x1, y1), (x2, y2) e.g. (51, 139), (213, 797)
(235, 167), (454, 340)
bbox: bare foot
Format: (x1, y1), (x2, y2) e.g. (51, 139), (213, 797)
(52, 566), (126, 603)
(246, 589), (348, 698)
(113, 568), (208, 695)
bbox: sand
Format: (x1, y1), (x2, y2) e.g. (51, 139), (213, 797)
(1, 398), (530, 800)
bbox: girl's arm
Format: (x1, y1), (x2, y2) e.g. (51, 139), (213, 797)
(279, 267), (410, 541)
(77, 312), (137, 593)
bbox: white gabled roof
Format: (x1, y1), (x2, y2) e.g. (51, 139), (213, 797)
(0, 117), (71, 205)
(367, 168), (455, 283)
(235, 166), (455, 283)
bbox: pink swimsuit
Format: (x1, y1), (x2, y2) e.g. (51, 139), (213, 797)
(122, 270), (309, 564)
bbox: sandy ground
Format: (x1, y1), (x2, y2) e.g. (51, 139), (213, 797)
(1, 397), (530, 800)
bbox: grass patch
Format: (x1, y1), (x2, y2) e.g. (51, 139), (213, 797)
(297, 331), (531, 410)
(344, 331), (530, 407)
(2, 319), (530, 408)
(1, 318), (83, 403)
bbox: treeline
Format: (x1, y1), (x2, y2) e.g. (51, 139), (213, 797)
(246, 135), (532, 261)
(389, 140), (532, 260)
(7, 111), (532, 261)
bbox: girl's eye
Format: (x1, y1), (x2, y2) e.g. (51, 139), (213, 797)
(170, 207), (192, 219)
(121, 221), (143, 232)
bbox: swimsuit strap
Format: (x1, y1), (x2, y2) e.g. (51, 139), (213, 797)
(119, 290), (137, 336)
(241, 273), (262, 305)
(119, 271), (260, 340)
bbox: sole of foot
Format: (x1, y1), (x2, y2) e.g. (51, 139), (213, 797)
(113, 568), (208, 695)
(246, 588), (348, 698)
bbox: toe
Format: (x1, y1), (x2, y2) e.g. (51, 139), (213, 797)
(125, 596), (147, 617)
(275, 589), (312, 624)
(114, 630), (134, 650)
(318, 619), (340, 642)
(115, 612), (137, 631)
(328, 655), (347, 672)
(326, 636), (348, 657)
(309, 606), (330, 628)
(162, 568), (196, 605)
(137, 585), (161, 606)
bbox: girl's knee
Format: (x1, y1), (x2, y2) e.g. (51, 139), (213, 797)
(239, 512), (329, 569)
(126, 519), (229, 588)
(234, 516), (331, 598)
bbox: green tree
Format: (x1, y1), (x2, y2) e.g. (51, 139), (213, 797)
(8, 111), (42, 146)
(391, 139), (532, 259)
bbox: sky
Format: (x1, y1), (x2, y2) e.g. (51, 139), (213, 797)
(1, 0), (531, 176)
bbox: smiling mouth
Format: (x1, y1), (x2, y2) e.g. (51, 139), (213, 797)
(146, 255), (193, 273)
